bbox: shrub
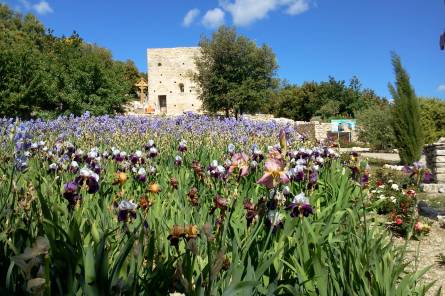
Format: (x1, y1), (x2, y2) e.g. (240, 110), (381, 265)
(356, 104), (396, 150)
(419, 97), (445, 144)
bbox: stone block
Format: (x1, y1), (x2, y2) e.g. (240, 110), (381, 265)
(421, 183), (439, 193)
(436, 150), (445, 156)
(434, 156), (445, 162)
(435, 162), (445, 168)
(436, 167), (445, 174)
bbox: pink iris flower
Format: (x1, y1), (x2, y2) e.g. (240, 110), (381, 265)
(257, 158), (289, 189)
(228, 152), (250, 177)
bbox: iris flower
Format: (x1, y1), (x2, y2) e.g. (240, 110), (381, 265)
(257, 158), (289, 189)
(265, 210), (284, 231)
(76, 167), (99, 194)
(63, 181), (82, 207)
(228, 152), (250, 177)
(244, 200), (257, 226)
(117, 200), (137, 222)
(178, 139), (187, 152)
(136, 167), (146, 182)
(286, 192), (314, 218)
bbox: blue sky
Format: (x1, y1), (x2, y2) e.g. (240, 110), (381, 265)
(4, 0), (445, 99)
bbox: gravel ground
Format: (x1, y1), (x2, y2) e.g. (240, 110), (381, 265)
(337, 149), (427, 164)
(359, 152), (426, 163)
(394, 222), (445, 295)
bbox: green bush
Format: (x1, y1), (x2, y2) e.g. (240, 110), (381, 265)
(419, 97), (445, 144)
(356, 104), (396, 150)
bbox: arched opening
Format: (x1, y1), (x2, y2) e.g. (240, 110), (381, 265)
(179, 83), (184, 93)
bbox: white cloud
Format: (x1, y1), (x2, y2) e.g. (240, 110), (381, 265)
(286, 0), (310, 15)
(32, 1), (53, 15)
(183, 8), (200, 27)
(19, 0), (31, 10)
(219, 0), (311, 26)
(437, 85), (445, 92)
(202, 8), (225, 28)
(17, 0), (54, 15)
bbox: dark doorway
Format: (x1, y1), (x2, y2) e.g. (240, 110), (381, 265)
(158, 95), (167, 113)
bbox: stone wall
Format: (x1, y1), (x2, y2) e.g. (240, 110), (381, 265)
(313, 122), (332, 141)
(424, 138), (445, 184)
(147, 47), (202, 115)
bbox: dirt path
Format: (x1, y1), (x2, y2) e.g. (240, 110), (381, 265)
(394, 222), (445, 295)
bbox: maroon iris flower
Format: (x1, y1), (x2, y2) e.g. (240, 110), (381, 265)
(244, 200), (257, 227)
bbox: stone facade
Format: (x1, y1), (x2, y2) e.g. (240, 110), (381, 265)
(147, 47), (202, 115)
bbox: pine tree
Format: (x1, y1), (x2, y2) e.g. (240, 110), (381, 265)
(388, 53), (424, 164)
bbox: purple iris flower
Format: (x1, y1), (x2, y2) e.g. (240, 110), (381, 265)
(309, 170), (318, 185)
(286, 192), (314, 218)
(136, 167), (147, 183)
(148, 147), (158, 158)
(360, 174), (369, 187)
(175, 155), (182, 166)
(76, 167), (100, 194)
(208, 160), (226, 179)
(423, 171), (433, 183)
(117, 200), (137, 222)
(178, 140), (187, 152)
(63, 181), (82, 207)
(130, 150), (144, 164)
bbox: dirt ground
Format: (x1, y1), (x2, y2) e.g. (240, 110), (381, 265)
(394, 221), (445, 295)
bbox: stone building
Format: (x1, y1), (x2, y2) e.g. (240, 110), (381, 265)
(146, 47), (202, 115)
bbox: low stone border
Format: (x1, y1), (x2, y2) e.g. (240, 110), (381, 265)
(420, 183), (445, 193)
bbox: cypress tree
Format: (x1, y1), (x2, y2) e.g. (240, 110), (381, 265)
(388, 53), (424, 164)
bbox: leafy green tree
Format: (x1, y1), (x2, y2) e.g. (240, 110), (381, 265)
(419, 97), (445, 144)
(193, 26), (278, 118)
(388, 53), (424, 164)
(270, 77), (384, 121)
(0, 4), (140, 119)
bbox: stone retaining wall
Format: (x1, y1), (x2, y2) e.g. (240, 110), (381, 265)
(424, 138), (445, 184)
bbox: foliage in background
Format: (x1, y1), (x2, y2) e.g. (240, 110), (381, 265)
(356, 104), (396, 150)
(0, 4), (141, 119)
(356, 96), (445, 150)
(193, 26), (278, 118)
(269, 77), (385, 121)
(389, 53), (424, 164)
(419, 97), (445, 144)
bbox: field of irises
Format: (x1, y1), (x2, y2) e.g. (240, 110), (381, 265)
(0, 113), (438, 295)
